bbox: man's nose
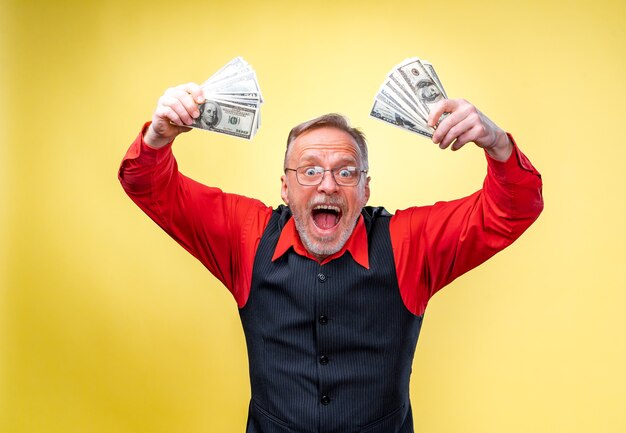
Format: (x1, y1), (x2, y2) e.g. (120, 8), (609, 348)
(317, 170), (339, 194)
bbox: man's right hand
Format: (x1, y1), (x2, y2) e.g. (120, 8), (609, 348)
(144, 83), (205, 149)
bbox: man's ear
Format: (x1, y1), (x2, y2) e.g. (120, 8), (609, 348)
(363, 176), (371, 204)
(280, 174), (289, 205)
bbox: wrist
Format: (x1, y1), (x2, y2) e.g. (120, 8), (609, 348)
(144, 124), (172, 149)
(485, 131), (513, 162)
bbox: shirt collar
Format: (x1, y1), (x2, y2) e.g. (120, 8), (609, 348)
(271, 213), (370, 269)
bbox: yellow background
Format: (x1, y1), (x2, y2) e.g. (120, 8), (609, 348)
(2, 0), (625, 432)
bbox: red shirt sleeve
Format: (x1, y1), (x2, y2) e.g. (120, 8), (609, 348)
(390, 135), (544, 316)
(118, 123), (273, 307)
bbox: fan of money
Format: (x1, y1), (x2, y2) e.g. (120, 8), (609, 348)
(190, 57), (263, 140)
(370, 57), (447, 138)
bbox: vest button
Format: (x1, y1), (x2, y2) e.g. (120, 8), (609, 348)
(319, 355), (329, 365)
(320, 395), (331, 405)
(317, 273), (327, 282)
(318, 315), (328, 325)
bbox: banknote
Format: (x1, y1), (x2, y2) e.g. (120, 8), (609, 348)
(386, 69), (428, 120)
(191, 99), (258, 140)
(370, 100), (433, 138)
(421, 60), (447, 99)
(396, 58), (446, 116)
(183, 57), (263, 139)
(370, 57), (447, 138)
(203, 57), (251, 87)
(204, 71), (262, 98)
(375, 86), (429, 131)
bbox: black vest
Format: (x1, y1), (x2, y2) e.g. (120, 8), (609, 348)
(240, 206), (423, 433)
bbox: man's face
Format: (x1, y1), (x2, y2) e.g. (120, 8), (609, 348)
(202, 103), (217, 126)
(281, 127), (370, 260)
(421, 83), (440, 102)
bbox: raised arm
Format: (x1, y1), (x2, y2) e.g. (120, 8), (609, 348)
(118, 83), (272, 305)
(392, 99), (544, 316)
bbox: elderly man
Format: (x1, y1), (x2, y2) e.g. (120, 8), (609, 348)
(119, 82), (543, 433)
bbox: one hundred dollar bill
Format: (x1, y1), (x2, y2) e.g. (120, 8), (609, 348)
(189, 99), (258, 140)
(192, 57), (263, 139)
(420, 60), (447, 99)
(396, 58), (446, 116)
(370, 57), (447, 139)
(387, 70), (429, 120)
(204, 72), (262, 99)
(376, 86), (430, 130)
(370, 100), (433, 138)
(204, 57), (251, 87)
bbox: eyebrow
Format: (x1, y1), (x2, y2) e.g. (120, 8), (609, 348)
(298, 156), (359, 167)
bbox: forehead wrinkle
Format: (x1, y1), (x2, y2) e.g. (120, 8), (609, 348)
(288, 128), (361, 168)
(297, 144), (359, 163)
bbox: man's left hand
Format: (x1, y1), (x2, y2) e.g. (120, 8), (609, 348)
(428, 99), (513, 162)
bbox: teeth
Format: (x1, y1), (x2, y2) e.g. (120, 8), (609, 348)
(314, 205), (340, 213)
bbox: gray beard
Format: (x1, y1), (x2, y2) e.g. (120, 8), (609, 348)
(292, 209), (359, 260)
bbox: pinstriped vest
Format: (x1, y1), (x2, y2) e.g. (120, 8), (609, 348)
(240, 206), (423, 433)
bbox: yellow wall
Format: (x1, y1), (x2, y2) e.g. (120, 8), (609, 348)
(3, 0), (625, 432)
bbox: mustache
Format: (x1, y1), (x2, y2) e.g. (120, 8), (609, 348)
(307, 196), (345, 209)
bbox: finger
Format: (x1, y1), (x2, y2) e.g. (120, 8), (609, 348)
(178, 82), (205, 105)
(167, 85), (202, 120)
(161, 95), (196, 125)
(428, 98), (461, 127)
(432, 105), (471, 145)
(448, 110), (486, 150)
(438, 114), (476, 149)
(155, 104), (185, 127)
(428, 100), (449, 127)
(451, 124), (486, 151)
(163, 84), (203, 120)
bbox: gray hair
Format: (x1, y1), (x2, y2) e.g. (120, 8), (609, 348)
(284, 113), (369, 170)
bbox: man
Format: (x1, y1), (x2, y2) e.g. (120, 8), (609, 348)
(119, 82), (543, 433)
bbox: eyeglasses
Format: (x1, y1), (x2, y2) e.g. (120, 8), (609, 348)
(284, 166), (368, 187)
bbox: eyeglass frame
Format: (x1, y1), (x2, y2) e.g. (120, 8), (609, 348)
(284, 165), (368, 187)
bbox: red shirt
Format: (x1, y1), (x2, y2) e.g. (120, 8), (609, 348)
(119, 123), (543, 316)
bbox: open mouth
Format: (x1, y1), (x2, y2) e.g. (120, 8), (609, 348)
(311, 205), (342, 230)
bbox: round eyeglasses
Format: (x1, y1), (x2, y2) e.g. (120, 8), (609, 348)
(284, 166), (368, 187)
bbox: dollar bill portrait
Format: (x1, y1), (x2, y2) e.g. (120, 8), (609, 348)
(417, 80), (442, 104)
(196, 101), (222, 129)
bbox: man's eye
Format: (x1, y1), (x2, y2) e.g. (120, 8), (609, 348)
(338, 168), (354, 178)
(304, 167), (319, 176)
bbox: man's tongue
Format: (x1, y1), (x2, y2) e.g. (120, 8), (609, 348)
(313, 210), (339, 230)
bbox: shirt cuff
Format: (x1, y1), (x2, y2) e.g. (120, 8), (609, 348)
(120, 122), (174, 163)
(485, 133), (540, 183)
(118, 122), (177, 191)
